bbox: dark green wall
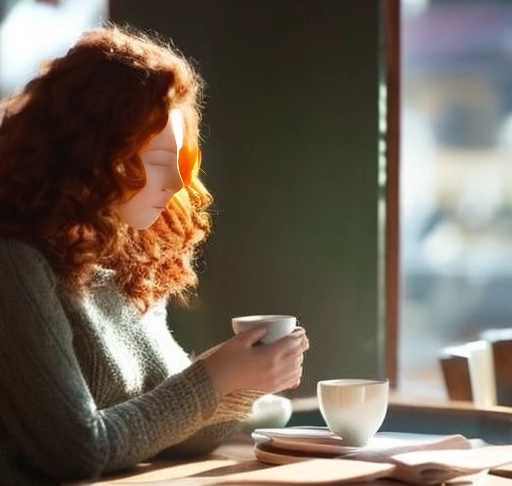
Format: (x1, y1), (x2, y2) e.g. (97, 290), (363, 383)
(111, 0), (385, 397)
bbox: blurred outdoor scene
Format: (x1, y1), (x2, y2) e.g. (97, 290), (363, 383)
(400, 0), (512, 398)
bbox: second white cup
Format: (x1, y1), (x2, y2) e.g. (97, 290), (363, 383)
(231, 314), (297, 344)
(317, 378), (389, 447)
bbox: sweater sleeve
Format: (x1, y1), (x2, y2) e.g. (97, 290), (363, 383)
(0, 240), (220, 483)
(158, 389), (264, 458)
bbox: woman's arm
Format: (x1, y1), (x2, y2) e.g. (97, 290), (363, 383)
(0, 239), (220, 482)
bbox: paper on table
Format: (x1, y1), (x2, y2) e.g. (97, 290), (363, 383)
(252, 427), (512, 485)
(385, 445), (512, 485)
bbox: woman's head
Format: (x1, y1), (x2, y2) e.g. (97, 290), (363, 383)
(0, 24), (203, 231)
(0, 24), (212, 310)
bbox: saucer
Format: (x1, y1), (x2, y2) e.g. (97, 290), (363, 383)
(252, 426), (349, 455)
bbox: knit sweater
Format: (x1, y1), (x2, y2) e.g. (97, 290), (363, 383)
(0, 238), (261, 486)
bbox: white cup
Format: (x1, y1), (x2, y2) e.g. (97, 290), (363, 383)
(231, 314), (297, 344)
(317, 378), (389, 447)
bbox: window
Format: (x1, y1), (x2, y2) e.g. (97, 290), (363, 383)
(399, 0), (512, 399)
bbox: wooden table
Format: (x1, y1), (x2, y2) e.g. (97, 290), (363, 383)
(69, 395), (512, 485)
(67, 432), (512, 486)
(69, 434), (266, 485)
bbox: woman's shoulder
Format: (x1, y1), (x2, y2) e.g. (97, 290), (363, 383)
(0, 237), (55, 282)
(0, 236), (47, 261)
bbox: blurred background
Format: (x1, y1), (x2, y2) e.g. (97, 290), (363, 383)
(0, 0), (107, 97)
(400, 0), (512, 398)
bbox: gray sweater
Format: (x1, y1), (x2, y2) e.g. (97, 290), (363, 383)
(0, 238), (260, 485)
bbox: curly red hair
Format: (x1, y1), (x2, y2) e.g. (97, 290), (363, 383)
(0, 24), (212, 311)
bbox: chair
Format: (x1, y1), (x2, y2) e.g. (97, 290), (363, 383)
(439, 340), (497, 406)
(439, 351), (472, 402)
(480, 328), (512, 406)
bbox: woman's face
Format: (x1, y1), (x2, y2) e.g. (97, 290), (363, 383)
(117, 109), (184, 229)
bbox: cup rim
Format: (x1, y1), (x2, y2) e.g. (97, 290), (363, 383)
(232, 314), (296, 323)
(317, 378), (389, 388)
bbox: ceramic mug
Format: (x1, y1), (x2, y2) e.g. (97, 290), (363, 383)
(317, 378), (389, 447)
(231, 314), (297, 344)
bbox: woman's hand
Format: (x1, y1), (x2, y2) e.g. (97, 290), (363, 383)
(201, 326), (309, 396)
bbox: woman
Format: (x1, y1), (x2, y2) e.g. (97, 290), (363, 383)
(0, 24), (309, 485)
